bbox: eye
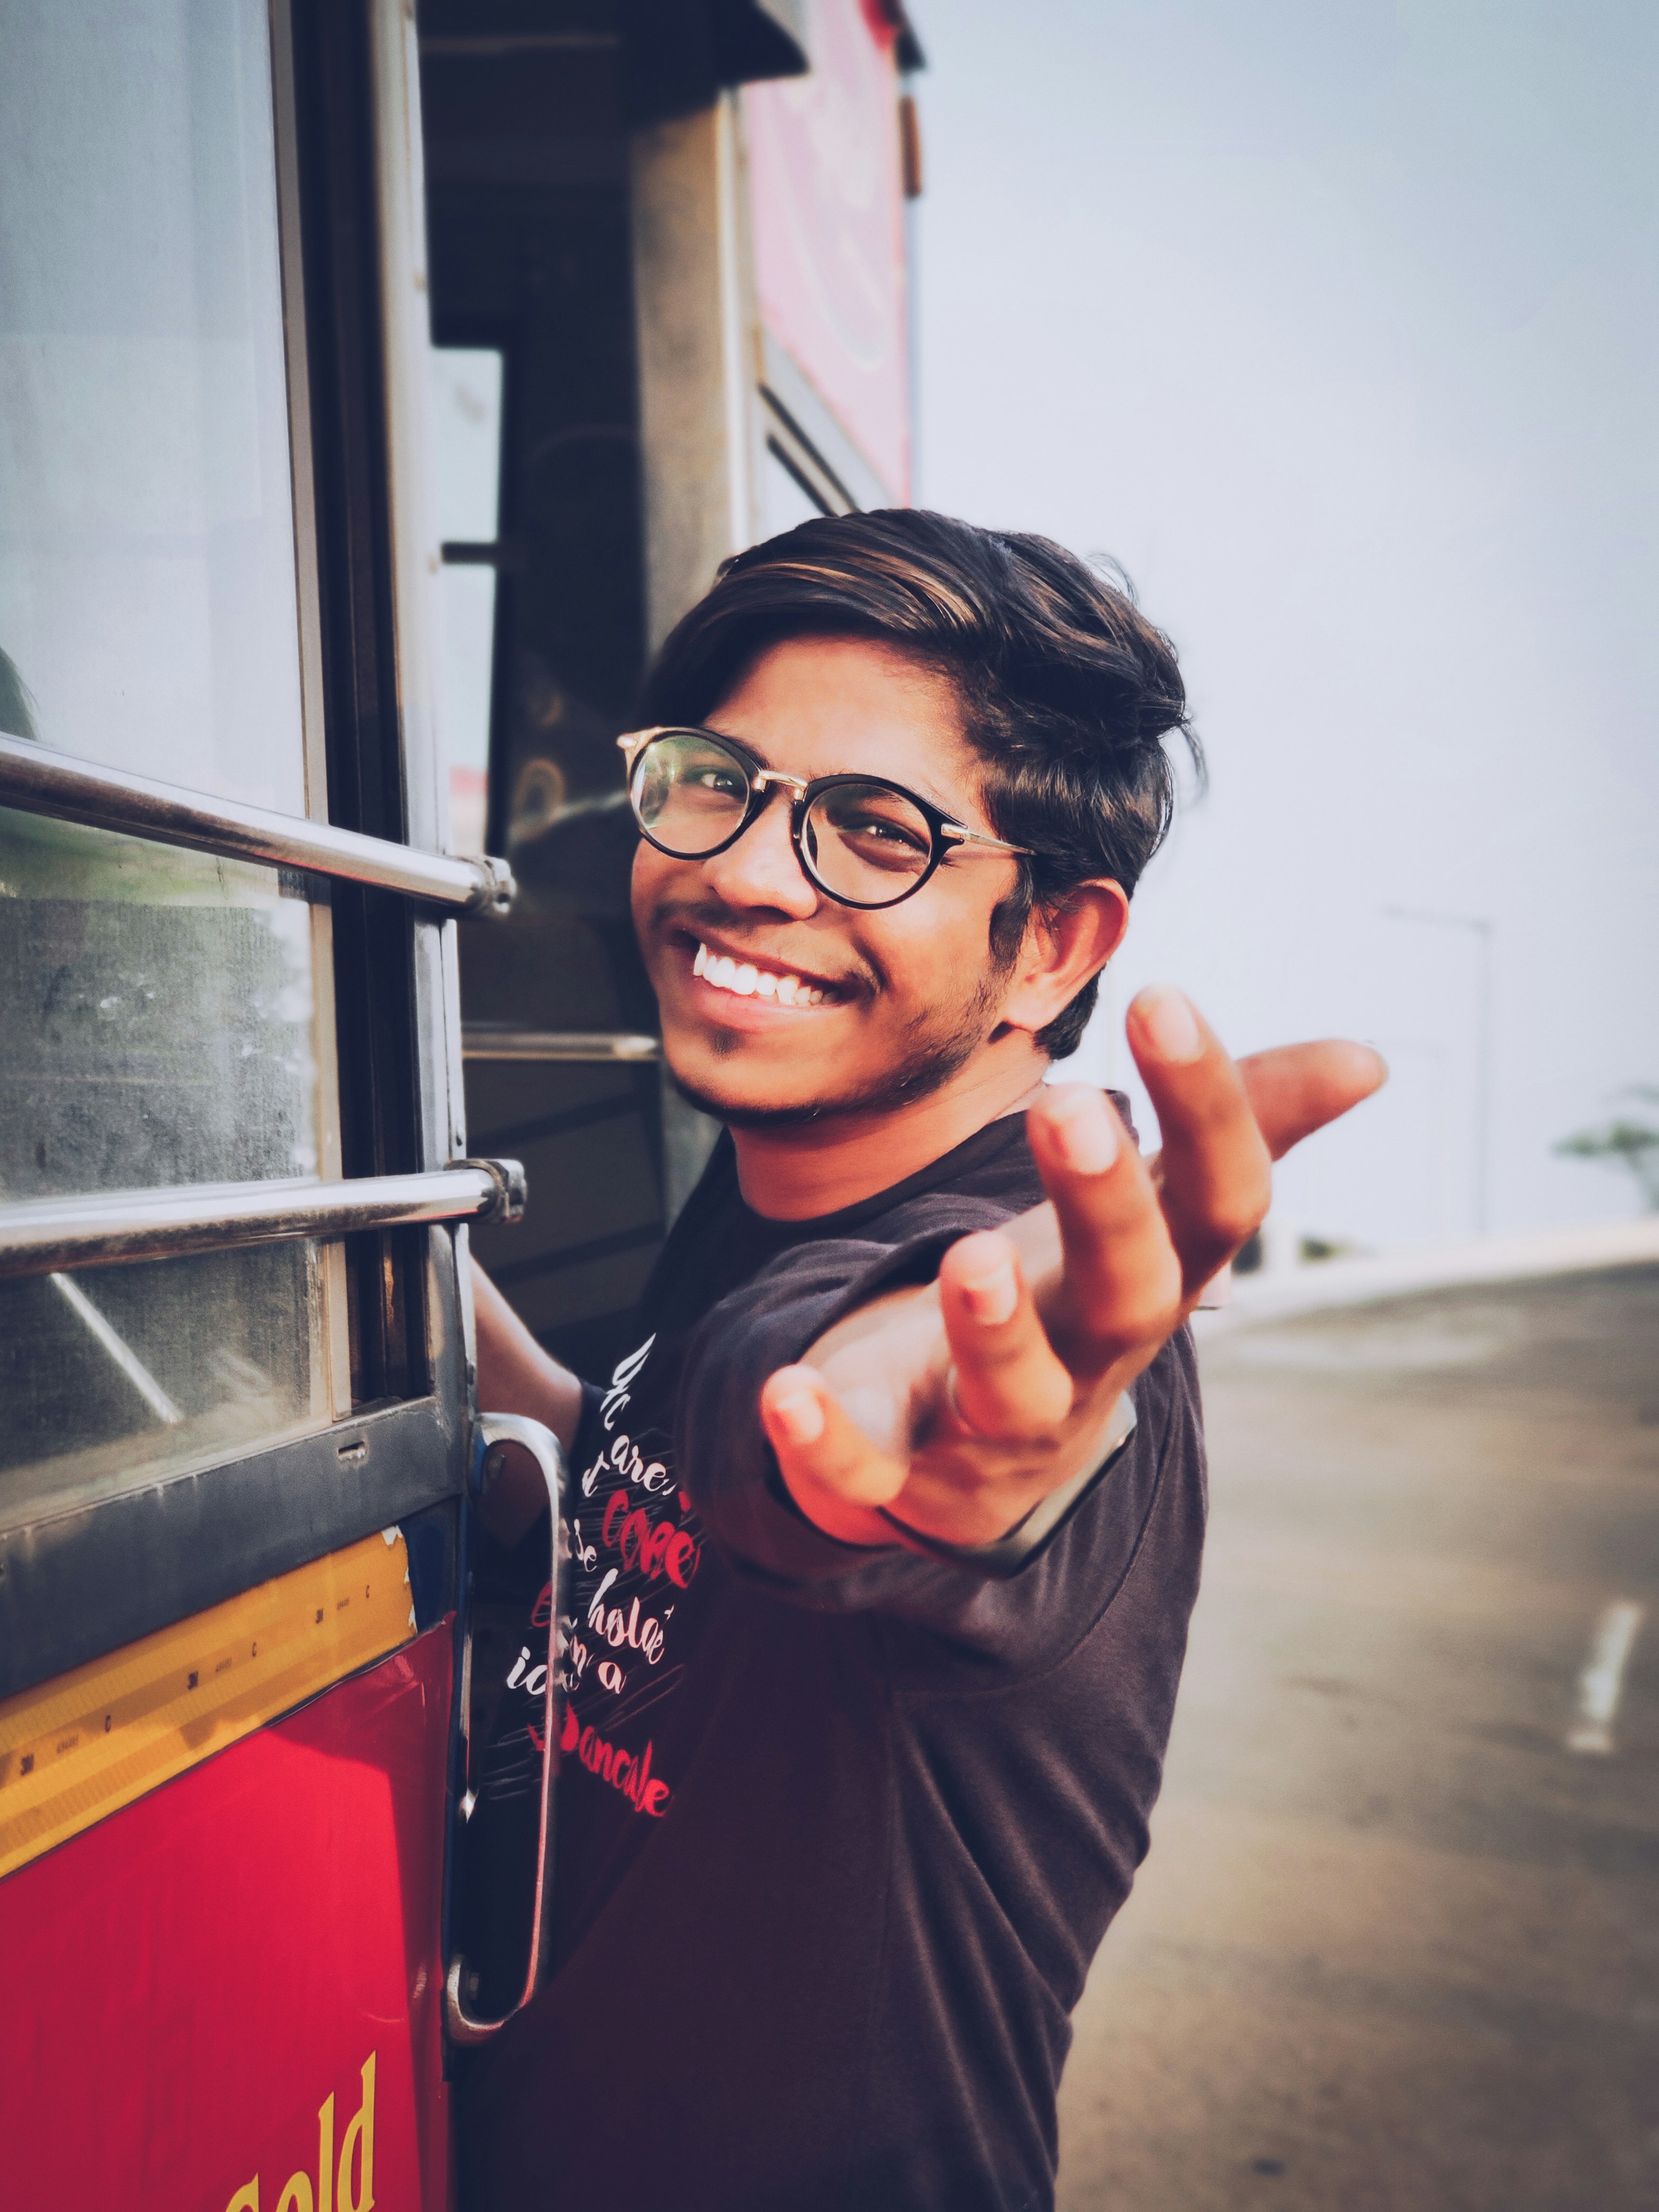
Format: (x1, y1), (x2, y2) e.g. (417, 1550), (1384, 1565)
(814, 787), (934, 878)
(846, 811), (928, 852)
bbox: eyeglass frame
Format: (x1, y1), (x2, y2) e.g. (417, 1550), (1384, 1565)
(616, 726), (1033, 911)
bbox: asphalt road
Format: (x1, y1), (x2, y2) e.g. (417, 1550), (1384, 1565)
(1056, 1265), (1659, 2212)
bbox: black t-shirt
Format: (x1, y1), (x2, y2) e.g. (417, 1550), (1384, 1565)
(460, 1107), (1208, 2212)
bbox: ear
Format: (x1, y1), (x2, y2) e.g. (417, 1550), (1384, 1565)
(997, 881), (1130, 1039)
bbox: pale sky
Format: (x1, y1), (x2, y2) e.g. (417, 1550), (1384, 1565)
(908, 0), (1658, 1246)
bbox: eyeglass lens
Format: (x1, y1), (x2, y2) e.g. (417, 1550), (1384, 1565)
(631, 731), (936, 907)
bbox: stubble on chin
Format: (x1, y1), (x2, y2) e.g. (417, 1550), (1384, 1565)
(664, 974), (1007, 1132)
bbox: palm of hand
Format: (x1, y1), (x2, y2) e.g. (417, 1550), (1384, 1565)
(760, 998), (1386, 1552)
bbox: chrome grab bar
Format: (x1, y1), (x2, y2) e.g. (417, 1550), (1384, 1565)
(446, 1412), (567, 2046)
(462, 1026), (662, 1062)
(0, 1158), (526, 1279)
(0, 730), (515, 915)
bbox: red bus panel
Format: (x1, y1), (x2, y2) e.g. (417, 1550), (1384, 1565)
(0, 1626), (454, 2211)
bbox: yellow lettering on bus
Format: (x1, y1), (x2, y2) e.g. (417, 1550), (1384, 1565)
(338, 2052), (376, 2212)
(219, 2051), (373, 2212)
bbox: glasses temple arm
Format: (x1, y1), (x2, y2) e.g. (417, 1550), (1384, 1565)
(943, 824), (1034, 857)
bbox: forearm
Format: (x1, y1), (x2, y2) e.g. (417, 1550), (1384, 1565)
(471, 1255), (584, 1447)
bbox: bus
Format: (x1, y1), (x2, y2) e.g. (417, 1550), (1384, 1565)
(0, 0), (919, 2200)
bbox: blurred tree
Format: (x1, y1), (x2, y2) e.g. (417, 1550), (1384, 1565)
(1554, 1088), (1659, 1211)
(0, 647), (39, 741)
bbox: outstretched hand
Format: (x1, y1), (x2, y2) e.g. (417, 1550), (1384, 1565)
(758, 988), (1386, 1552)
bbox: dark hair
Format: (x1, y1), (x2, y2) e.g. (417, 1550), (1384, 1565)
(639, 508), (1200, 1058)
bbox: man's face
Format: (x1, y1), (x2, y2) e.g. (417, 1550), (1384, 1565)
(631, 634), (1027, 1126)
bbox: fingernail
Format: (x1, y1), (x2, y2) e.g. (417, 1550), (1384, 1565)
(962, 1259), (1018, 1326)
(769, 1384), (824, 1446)
(1138, 985), (1203, 1064)
(1043, 1088), (1120, 1176)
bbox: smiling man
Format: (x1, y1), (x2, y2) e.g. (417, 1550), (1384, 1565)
(459, 510), (1382, 2210)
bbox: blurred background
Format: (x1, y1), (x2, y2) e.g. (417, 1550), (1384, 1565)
(908, 0), (1659, 1257)
(895, 22), (1657, 2207)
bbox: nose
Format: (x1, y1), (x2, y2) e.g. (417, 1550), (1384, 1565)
(699, 786), (820, 918)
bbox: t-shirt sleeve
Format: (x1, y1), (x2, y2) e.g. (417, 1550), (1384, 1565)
(673, 1209), (1205, 1673)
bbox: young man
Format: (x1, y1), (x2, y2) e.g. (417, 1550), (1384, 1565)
(459, 512), (1382, 2209)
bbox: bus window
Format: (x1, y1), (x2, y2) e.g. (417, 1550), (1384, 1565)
(0, 0), (308, 810)
(0, 0), (345, 1522)
(431, 344), (505, 857)
(0, 832), (338, 1524)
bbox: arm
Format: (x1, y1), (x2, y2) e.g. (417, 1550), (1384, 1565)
(760, 991), (1386, 1553)
(469, 1254), (587, 1540)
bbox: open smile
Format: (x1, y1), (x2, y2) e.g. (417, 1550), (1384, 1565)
(667, 929), (865, 1021)
(692, 939), (831, 1007)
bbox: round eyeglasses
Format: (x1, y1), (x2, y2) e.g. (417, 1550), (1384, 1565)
(617, 726), (1031, 911)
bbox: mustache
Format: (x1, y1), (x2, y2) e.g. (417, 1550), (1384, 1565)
(645, 897), (885, 998)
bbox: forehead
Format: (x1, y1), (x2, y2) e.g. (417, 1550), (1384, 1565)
(706, 634), (976, 811)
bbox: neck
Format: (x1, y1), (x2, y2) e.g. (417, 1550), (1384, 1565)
(728, 1040), (1051, 1220)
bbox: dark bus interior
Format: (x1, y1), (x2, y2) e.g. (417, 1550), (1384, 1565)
(418, 4), (809, 1376)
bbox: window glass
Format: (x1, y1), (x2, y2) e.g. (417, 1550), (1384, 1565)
(432, 347), (504, 542)
(431, 347), (505, 856)
(0, 814), (322, 1200)
(762, 445), (832, 540)
(0, 3), (337, 1530)
(0, 1245), (322, 1531)
(0, 808), (331, 1527)
(0, 0), (306, 812)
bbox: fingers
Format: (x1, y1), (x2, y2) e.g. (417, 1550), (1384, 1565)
(1237, 1040), (1388, 1161)
(760, 1364), (909, 1546)
(1126, 985), (1273, 1297)
(1025, 1083), (1184, 1377)
(936, 1230), (1074, 1438)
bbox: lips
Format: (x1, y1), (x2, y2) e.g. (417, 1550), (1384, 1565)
(692, 941), (828, 1007)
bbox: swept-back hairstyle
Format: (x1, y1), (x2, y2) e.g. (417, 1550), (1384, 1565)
(639, 508), (1199, 1057)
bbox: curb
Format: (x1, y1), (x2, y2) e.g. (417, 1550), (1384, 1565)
(1192, 1216), (1659, 1339)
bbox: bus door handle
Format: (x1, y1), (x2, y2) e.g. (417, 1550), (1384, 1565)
(445, 1411), (566, 2046)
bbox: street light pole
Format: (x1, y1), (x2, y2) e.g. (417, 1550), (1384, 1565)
(1383, 908), (1496, 1236)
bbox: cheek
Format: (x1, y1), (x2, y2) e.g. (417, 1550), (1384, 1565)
(630, 843), (675, 937)
(867, 895), (996, 1009)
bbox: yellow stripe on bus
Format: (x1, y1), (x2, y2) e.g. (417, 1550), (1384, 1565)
(0, 1529), (420, 1881)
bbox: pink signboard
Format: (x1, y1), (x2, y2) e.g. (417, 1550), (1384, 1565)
(744, 0), (911, 501)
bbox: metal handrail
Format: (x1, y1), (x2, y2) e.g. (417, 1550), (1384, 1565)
(0, 731), (515, 915)
(0, 1158), (526, 1279)
(462, 1026), (661, 1062)
(445, 1413), (568, 2046)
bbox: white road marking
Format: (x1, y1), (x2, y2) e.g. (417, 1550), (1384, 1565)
(1566, 1600), (1644, 1755)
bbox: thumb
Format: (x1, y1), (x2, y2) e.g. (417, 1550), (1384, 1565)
(760, 1365), (909, 1546)
(1237, 1040), (1387, 1162)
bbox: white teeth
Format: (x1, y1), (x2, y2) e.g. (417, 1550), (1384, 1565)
(694, 942), (826, 1008)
